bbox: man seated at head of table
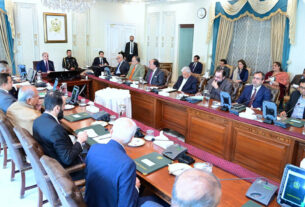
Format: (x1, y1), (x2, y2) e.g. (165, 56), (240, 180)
(173, 66), (198, 94)
(280, 79), (305, 119)
(216, 59), (230, 78)
(236, 71), (271, 109)
(126, 56), (145, 81)
(200, 68), (233, 101)
(7, 86), (42, 135)
(145, 59), (165, 86)
(36, 52), (55, 73)
(114, 53), (130, 76)
(85, 117), (141, 207)
(62, 49), (79, 71)
(0, 73), (16, 113)
(33, 91), (88, 180)
(92, 50), (109, 67)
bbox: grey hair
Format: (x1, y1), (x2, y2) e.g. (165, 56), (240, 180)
(18, 86), (35, 103)
(111, 117), (137, 145)
(0, 63), (7, 72)
(171, 169), (221, 207)
(181, 66), (191, 74)
(42, 52), (48, 57)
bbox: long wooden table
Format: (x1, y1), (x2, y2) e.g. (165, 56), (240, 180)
(89, 75), (305, 183)
(61, 106), (279, 206)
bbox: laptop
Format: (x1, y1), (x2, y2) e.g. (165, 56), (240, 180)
(66, 85), (80, 105)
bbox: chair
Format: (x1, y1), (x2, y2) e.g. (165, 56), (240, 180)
(264, 84), (280, 103)
(33, 61), (39, 71)
(246, 68), (252, 83)
(0, 113), (36, 198)
(192, 73), (206, 93)
(231, 81), (244, 101)
(227, 65), (234, 78)
(13, 126), (61, 207)
(161, 69), (172, 86)
(159, 62), (172, 73)
(200, 62), (206, 76)
(0, 110), (11, 169)
(40, 155), (87, 207)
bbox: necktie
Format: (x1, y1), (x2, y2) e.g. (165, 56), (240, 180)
(130, 42), (133, 54)
(248, 88), (257, 107)
(100, 58), (103, 65)
(193, 62), (197, 70)
(45, 61), (49, 72)
(116, 62), (122, 74)
(148, 71), (153, 84)
(129, 66), (136, 80)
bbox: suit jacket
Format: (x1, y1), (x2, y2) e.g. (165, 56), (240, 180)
(0, 89), (16, 113)
(92, 57), (109, 67)
(85, 139), (138, 207)
(216, 65), (231, 78)
(36, 60), (55, 73)
(126, 64), (145, 81)
(173, 75), (198, 94)
(230, 68), (249, 83)
(189, 62), (203, 74)
(145, 68), (165, 86)
(205, 78), (233, 101)
(115, 61), (130, 76)
(285, 91), (305, 119)
(7, 102), (41, 135)
(237, 85), (271, 108)
(125, 42), (138, 61)
(33, 113), (82, 168)
(62, 56), (78, 70)
(291, 74), (304, 85)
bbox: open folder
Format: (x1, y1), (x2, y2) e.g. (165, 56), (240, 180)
(64, 112), (91, 122)
(134, 152), (172, 175)
(75, 124), (110, 146)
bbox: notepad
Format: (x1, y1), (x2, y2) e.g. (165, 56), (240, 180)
(75, 124), (110, 146)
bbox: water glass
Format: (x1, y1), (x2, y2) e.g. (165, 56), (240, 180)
(139, 77), (143, 84)
(109, 115), (116, 123)
(194, 162), (213, 173)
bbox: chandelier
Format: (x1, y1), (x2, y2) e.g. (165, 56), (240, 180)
(41, 0), (96, 12)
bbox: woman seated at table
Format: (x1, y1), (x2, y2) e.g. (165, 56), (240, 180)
(230, 59), (249, 85)
(264, 62), (289, 109)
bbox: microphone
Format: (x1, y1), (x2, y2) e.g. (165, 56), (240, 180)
(151, 138), (172, 142)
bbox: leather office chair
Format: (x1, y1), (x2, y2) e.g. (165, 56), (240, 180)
(246, 68), (252, 83)
(33, 61), (39, 71)
(231, 81), (244, 101)
(192, 73), (205, 93)
(40, 155), (87, 207)
(161, 69), (172, 86)
(0, 113), (36, 198)
(0, 110), (11, 169)
(13, 126), (61, 207)
(264, 84), (280, 103)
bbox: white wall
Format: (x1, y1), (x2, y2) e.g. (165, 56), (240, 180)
(287, 0), (305, 78)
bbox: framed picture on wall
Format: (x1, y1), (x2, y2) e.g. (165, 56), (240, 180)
(43, 13), (67, 43)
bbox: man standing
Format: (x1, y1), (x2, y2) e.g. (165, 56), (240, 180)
(0, 73), (16, 113)
(85, 117), (140, 207)
(36, 52), (55, 73)
(62, 49), (78, 71)
(92, 51), (109, 67)
(7, 86), (42, 135)
(189, 55), (203, 74)
(237, 72), (271, 109)
(173, 67), (198, 94)
(216, 59), (230, 78)
(125, 35), (138, 62)
(203, 68), (233, 101)
(145, 59), (165, 86)
(114, 54), (130, 76)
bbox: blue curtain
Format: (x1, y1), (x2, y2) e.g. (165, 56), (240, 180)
(0, 0), (16, 74)
(211, 0), (291, 72)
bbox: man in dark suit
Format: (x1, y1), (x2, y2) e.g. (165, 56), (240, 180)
(280, 79), (305, 119)
(173, 66), (198, 94)
(237, 72), (271, 109)
(216, 59), (230, 78)
(0, 73), (16, 113)
(85, 117), (140, 207)
(189, 55), (203, 74)
(114, 54), (130, 76)
(33, 91), (88, 180)
(92, 51), (109, 67)
(0, 61), (18, 98)
(145, 59), (165, 86)
(125, 35), (138, 62)
(36, 52), (55, 73)
(62, 49), (78, 70)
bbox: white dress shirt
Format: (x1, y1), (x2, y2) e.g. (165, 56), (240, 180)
(130, 42), (134, 54)
(251, 85), (262, 97)
(178, 78), (188, 91)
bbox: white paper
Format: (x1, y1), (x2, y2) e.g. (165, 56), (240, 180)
(93, 137), (111, 144)
(141, 158), (155, 167)
(73, 114), (81, 118)
(84, 129), (98, 138)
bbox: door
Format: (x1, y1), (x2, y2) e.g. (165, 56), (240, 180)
(178, 25), (194, 76)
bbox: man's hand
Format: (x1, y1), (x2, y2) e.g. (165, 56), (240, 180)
(71, 67), (75, 71)
(211, 80), (218, 89)
(280, 111), (287, 118)
(136, 177), (141, 189)
(77, 131), (88, 144)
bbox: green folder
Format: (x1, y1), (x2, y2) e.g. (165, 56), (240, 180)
(134, 152), (172, 175)
(64, 112), (91, 122)
(75, 124), (110, 146)
(284, 118), (305, 128)
(242, 200), (262, 207)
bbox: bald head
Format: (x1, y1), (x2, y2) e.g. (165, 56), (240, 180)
(18, 86), (39, 107)
(171, 169), (221, 207)
(111, 117), (137, 145)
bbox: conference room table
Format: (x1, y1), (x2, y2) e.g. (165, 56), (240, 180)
(87, 75), (305, 184)
(61, 103), (279, 207)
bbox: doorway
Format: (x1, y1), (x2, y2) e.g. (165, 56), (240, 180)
(178, 24), (194, 76)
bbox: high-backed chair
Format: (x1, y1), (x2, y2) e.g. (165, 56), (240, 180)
(13, 126), (61, 207)
(33, 61), (39, 71)
(161, 69), (172, 86)
(264, 84), (280, 103)
(0, 110), (11, 169)
(192, 73), (206, 93)
(40, 155), (87, 207)
(227, 65), (234, 78)
(246, 68), (252, 83)
(0, 113), (36, 198)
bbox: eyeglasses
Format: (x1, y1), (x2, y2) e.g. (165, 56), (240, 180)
(299, 86), (305, 90)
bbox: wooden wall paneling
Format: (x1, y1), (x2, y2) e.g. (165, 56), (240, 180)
(231, 122), (293, 181)
(187, 109), (232, 159)
(293, 142), (305, 167)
